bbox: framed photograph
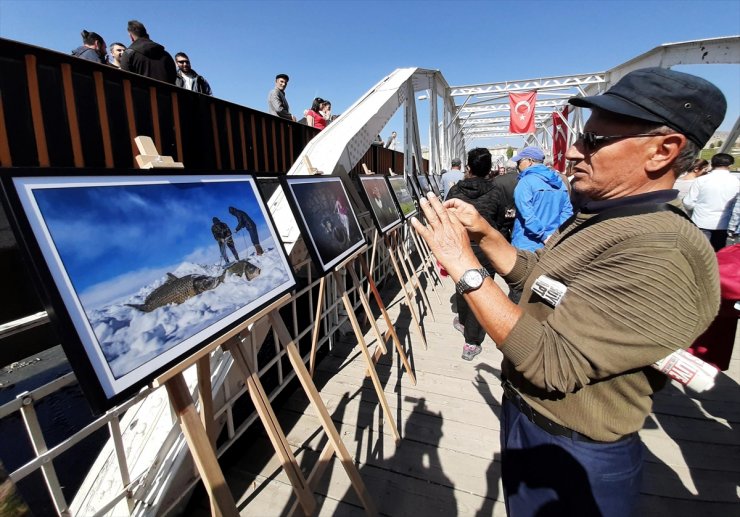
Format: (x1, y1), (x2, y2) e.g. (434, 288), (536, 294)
(387, 176), (417, 219)
(280, 175), (366, 275)
(357, 176), (403, 234)
(415, 174), (434, 197)
(1, 171), (295, 413)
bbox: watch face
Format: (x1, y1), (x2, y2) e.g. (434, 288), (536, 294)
(462, 269), (484, 289)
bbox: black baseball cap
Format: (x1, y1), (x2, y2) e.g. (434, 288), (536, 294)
(569, 67), (726, 147)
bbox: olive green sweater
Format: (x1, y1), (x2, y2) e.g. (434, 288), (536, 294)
(502, 202), (720, 441)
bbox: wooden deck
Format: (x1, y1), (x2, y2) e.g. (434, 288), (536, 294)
(187, 270), (740, 516)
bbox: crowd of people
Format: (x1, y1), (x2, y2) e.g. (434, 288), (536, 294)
(70, 21), (212, 95)
(71, 21), (339, 128)
(415, 67), (738, 516)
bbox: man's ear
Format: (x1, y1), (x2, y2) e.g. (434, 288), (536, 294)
(645, 133), (687, 173)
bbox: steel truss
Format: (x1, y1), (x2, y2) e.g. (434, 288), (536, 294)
(446, 35), (740, 159)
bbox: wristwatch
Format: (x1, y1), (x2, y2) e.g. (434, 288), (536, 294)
(455, 268), (490, 295)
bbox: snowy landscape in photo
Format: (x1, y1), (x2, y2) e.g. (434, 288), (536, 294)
(82, 239), (289, 378)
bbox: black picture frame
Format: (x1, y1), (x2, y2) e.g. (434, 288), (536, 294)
(428, 175), (442, 197)
(357, 176), (403, 234)
(1, 170), (296, 414)
(415, 174), (434, 197)
(387, 176), (418, 220)
(279, 175), (366, 275)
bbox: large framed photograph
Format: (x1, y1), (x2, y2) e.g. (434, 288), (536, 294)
(1, 171), (295, 413)
(387, 176), (417, 220)
(357, 176), (402, 234)
(280, 175), (366, 275)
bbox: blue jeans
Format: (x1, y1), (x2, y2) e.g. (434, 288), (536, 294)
(501, 399), (644, 517)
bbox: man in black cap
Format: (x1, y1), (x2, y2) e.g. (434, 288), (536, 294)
(411, 67), (725, 516)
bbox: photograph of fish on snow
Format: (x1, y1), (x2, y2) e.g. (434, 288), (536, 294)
(2, 173), (295, 412)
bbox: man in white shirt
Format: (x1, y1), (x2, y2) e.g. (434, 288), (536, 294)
(683, 153), (739, 251)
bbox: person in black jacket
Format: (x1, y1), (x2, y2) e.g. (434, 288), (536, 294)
(491, 169), (518, 243)
(175, 52), (213, 95)
(211, 217), (239, 264)
(228, 206), (263, 255)
(446, 148), (498, 360)
(120, 20), (177, 84)
(71, 30), (107, 64)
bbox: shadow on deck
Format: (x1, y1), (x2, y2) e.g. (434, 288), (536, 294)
(186, 270), (740, 516)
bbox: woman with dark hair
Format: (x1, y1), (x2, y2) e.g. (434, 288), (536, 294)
(674, 158), (709, 205)
(71, 30), (107, 64)
(306, 97), (328, 130)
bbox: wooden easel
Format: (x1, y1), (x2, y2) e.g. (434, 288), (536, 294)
(348, 255), (416, 386)
(381, 228), (429, 350)
(155, 294), (378, 516)
(143, 140), (373, 515)
(326, 249), (402, 443)
(391, 226), (440, 310)
(409, 223), (444, 289)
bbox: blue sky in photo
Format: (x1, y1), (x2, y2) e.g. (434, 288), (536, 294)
(0, 0), (737, 149)
(33, 179), (270, 292)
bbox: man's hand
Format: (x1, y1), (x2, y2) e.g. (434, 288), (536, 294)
(443, 198), (493, 243)
(410, 193), (480, 279)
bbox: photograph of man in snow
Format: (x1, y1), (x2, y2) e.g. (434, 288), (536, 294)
(228, 206), (264, 255)
(211, 216), (239, 264)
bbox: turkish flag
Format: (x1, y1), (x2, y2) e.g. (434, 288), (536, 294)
(552, 107), (569, 172)
(509, 91), (537, 134)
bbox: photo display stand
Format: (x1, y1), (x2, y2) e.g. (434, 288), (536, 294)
(356, 167), (419, 377)
(154, 293), (377, 516)
(398, 173), (445, 298)
(391, 225), (438, 318)
(382, 227), (429, 350)
(280, 173), (407, 443)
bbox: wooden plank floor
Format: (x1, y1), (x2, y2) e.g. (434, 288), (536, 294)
(187, 268), (740, 516)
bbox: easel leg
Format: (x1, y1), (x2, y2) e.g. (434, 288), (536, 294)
(355, 256), (416, 386)
(225, 338), (317, 516)
(404, 227), (442, 304)
(269, 312), (378, 516)
(196, 356), (219, 517)
(309, 276), (326, 377)
(385, 236), (428, 350)
(333, 271), (401, 443)
(394, 232), (437, 319)
(365, 230), (379, 301)
(411, 228), (443, 287)
(347, 261), (387, 355)
(165, 373), (238, 517)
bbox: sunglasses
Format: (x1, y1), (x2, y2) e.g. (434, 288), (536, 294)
(576, 131), (659, 151)
(177, 60), (189, 64)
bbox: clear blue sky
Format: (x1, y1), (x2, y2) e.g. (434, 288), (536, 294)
(1, 0), (738, 147)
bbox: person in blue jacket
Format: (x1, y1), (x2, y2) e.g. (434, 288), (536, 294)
(511, 146), (573, 252)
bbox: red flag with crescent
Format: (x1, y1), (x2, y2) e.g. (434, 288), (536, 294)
(552, 107), (569, 172)
(509, 91), (537, 134)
